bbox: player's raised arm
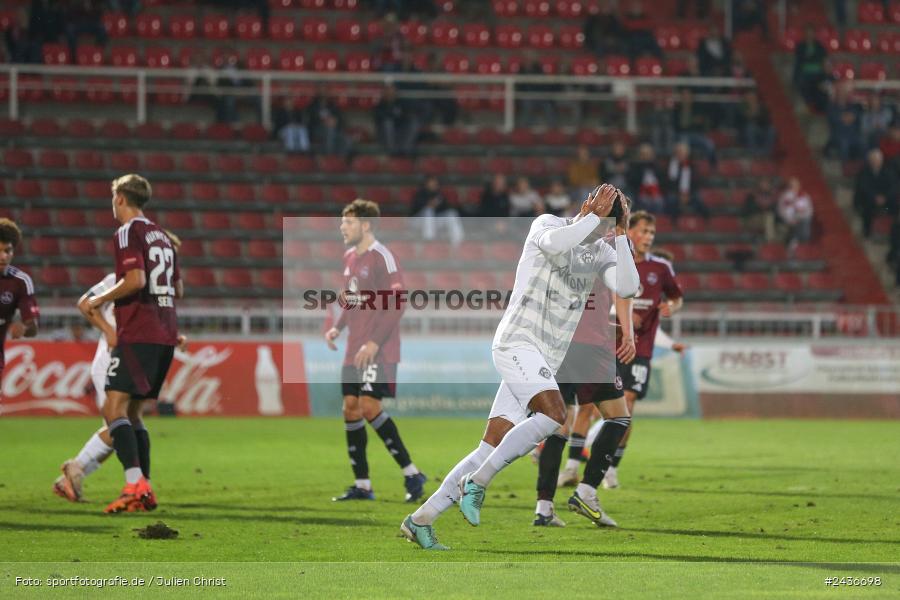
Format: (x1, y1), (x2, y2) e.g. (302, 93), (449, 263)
(536, 184), (617, 255)
(600, 192), (640, 298)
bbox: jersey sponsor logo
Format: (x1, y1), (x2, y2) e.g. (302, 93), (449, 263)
(646, 272), (658, 285)
(539, 366), (551, 379)
(0, 291), (12, 304)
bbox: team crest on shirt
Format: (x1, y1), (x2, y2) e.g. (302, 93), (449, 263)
(539, 367), (551, 379)
(359, 266), (369, 279)
(647, 272), (658, 285)
(0, 291), (12, 304)
(580, 251), (594, 264)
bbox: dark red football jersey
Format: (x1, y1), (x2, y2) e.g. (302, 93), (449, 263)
(571, 278), (615, 347)
(113, 217), (180, 346)
(0, 266), (39, 371)
(335, 240), (404, 366)
(632, 254), (682, 358)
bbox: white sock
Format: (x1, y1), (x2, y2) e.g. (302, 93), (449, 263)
(401, 463), (419, 477)
(576, 482), (597, 500)
(355, 478), (372, 491)
(125, 467), (142, 485)
(472, 413), (561, 487)
(412, 441), (493, 525)
(75, 433), (113, 476)
(586, 418), (604, 448)
(536, 499), (554, 516)
(564, 458), (581, 471)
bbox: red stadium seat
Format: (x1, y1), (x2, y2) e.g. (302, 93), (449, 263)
(288, 270), (323, 290)
(858, 1), (885, 23)
(185, 268), (217, 288)
(705, 273), (735, 291)
(203, 15), (231, 39)
(463, 23), (491, 47)
(66, 119), (95, 138)
(757, 243), (787, 261)
(29, 238), (60, 257)
(431, 20), (460, 46)
(136, 14), (163, 38)
(225, 183), (255, 203)
(558, 24), (584, 48)
(235, 213), (267, 230)
(169, 15), (197, 39)
(82, 180), (111, 200)
(108, 151), (138, 172)
(261, 184), (290, 204)
(46, 179), (77, 199)
(153, 182), (184, 202)
(806, 272), (832, 290)
(709, 216), (740, 233)
(817, 26), (840, 51)
(38, 150), (68, 169)
(103, 12), (129, 37)
(419, 156), (448, 176)
(523, 0), (551, 17)
(205, 123), (235, 140)
(495, 24), (524, 48)
(162, 211), (195, 230)
(297, 185), (324, 204)
(330, 186), (358, 204)
(258, 269), (283, 291)
(635, 56), (663, 76)
(399, 21), (428, 44)
(211, 239), (242, 258)
(18, 209), (51, 228)
(145, 47), (173, 68)
(279, 50), (306, 71)
(176, 239), (204, 258)
(270, 16), (297, 40)
(843, 29), (873, 53)
(182, 154), (211, 173)
(30, 118), (62, 137)
(145, 153), (175, 171)
(188, 182), (217, 203)
(690, 244), (721, 261)
(57, 210), (88, 228)
(335, 18), (365, 43)
(201, 213), (231, 230)
(831, 61), (855, 80)
(774, 272), (803, 290)
(302, 18), (330, 42)
(248, 240), (278, 259)
(605, 55), (631, 76)
(859, 62), (886, 81)
(249, 154), (280, 174)
(333, 0), (360, 10)
(571, 55), (599, 75)
(432, 272), (463, 290)
(284, 240), (310, 259)
(346, 52), (372, 72)
(246, 47), (273, 70)
(877, 32), (900, 54)
(111, 46), (139, 67)
(4, 149), (33, 169)
(41, 266), (71, 287)
(76, 45), (104, 66)
(235, 15), (263, 40)
(443, 53), (470, 73)
(493, 0), (519, 16)
(42, 43), (70, 65)
(64, 238), (97, 257)
(891, 1), (900, 22)
(312, 51), (340, 71)
(737, 272), (770, 290)
(526, 24), (554, 48)
(170, 122), (199, 140)
(49, 76), (80, 103)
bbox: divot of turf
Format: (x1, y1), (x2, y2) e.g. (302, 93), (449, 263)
(134, 521), (179, 540)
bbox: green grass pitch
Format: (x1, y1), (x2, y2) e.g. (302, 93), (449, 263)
(1, 417), (898, 599)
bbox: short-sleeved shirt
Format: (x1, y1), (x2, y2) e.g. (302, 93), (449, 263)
(0, 265), (39, 371)
(113, 217), (180, 346)
(493, 214), (617, 372)
(632, 254), (682, 358)
(336, 240), (404, 366)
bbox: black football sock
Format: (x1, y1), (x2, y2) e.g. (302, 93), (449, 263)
(568, 433), (587, 463)
(369, 412), (413, 470)
(133, 421), (151, 480)
(536, 433), (567, 502)
(611, 446), (626, 468)
(109, 418), (140, 473)
(582, 417), (631, 488)
(345, 419), (369, 480)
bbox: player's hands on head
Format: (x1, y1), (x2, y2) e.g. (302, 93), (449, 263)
(616, 191), (631, 233)
(579, 184), (615, 218)
(353, 341), (379, 369)
(9, 322), (25, 339)
(325, 327), (340, 351)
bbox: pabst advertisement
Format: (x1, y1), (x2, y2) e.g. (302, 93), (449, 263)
(0, 341), (310, 416)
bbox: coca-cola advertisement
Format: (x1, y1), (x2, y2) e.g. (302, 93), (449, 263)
(0, 341), (310, 416)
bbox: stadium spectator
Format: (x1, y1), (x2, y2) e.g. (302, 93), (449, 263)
(64, 0), (107, 58)
(3, 9), (39, 63)
(272, 97), (310, 154)
(793, 25), (830, 112)
(854, 149), (897, 238)
(665, 142), (709, 222)
(861, 94), (897, 150)
(621, 0), (663, 58)
(826, 82), (864, 160)
(479, 174), (511, 218)
(731, 0), (769, 37)
(508, 177), (544, 218)
(183, 50), (220, 113)
(671, 87), (718, 165)
(628, 144), (665, 213)
(306, 87), (353, 158)
(736, 90), (775, 152)
(409, 176), (464, 246)
(372, 14), (408, 72)
(583, 1), (626, 58)
(600, 141), (630, 192)
(544, 181), (573, 216)
(742, 179), (777, 241)
(28, 0), (65, 52)
(567, 145), (600, 203)
(213, 52), (252, 124)
(374, 84), (420, 157)
(697, 24), (733, 78)
(881, 123), (900, 173)
(778, 177), (814, 250)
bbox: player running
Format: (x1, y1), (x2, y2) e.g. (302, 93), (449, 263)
(53, 232), (185, 503)
(86, 174), (183, 514)
(0, 218), (39, 387)
(324, 199), (427, 503)
(401, 184), (638, 550)
(601, 212), (683, 489)
(533, 285), (635, 527)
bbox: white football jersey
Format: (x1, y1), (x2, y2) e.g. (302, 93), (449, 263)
(492, 214), (617, 371)
(88, 273), (117, 353)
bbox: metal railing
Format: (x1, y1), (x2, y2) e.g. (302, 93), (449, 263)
(0, 64), (756, 134)
(32, 305), (900, 340)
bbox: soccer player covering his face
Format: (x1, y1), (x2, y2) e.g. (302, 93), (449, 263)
(401, 184), (639, 550)
(324, 199), (426, 503)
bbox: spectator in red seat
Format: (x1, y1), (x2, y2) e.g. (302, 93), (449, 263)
(410, 176), (465, 246)
(3, 9), (40, 63)
(567, 145), (600, 203)
(544, 181), (573, 217)
(621, 0), (662, 58)
(861, 94), (896, 149)
(664, 142), (710, 222)
(307, 86), (353, 159)
(479, 174), (511, 218)
(374, 83), (420, 157)
(736, 90), (775, 153)
(372, 14), (408, 73)
(509, 177), (544, 218)
(777, 177), (814, 252)
(742, 179), (777, 241)
(697, 24), (733, 78)
(600, 141), (630, 192)
(854, 149), (897, 238)
(65, 0), (107, 57)
(583, 0), (626, 58)
(826, 81), (864, 160)
(792, 25), (829, 112)
(273, 97), (310, 154)
(628, 143), (665, 214)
